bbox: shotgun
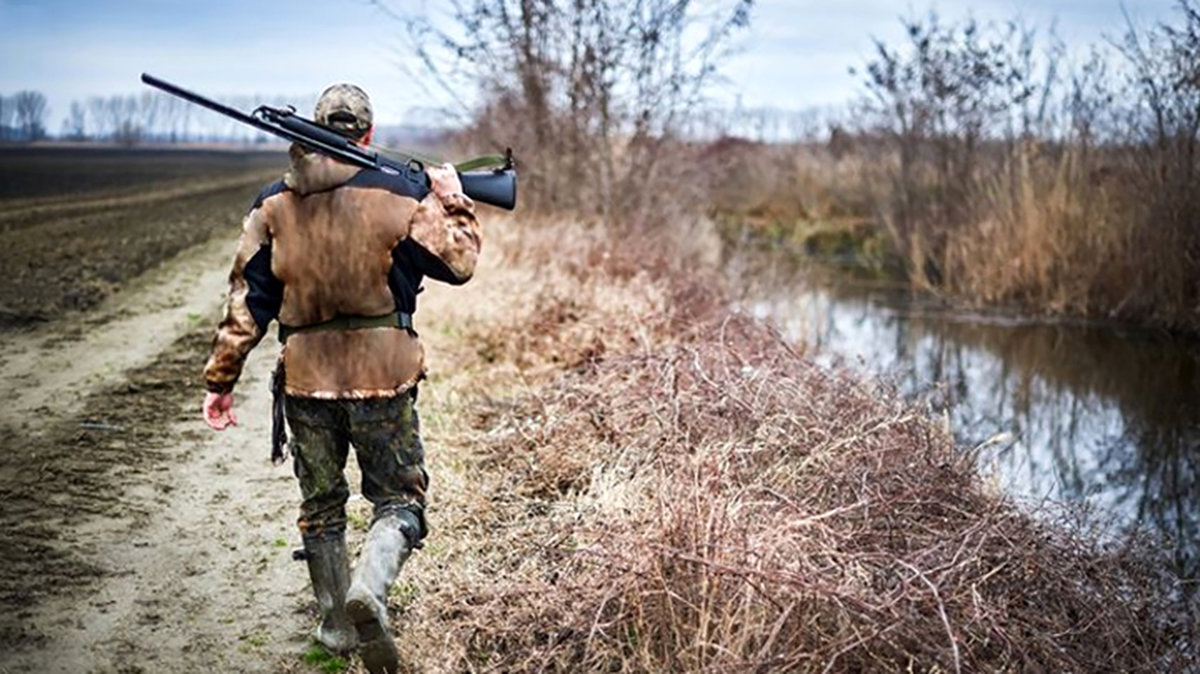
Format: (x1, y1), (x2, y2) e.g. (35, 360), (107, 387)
(140, 73), (517, 210)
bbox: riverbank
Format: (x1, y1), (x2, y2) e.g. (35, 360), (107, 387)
(727, 244), (1200, 581)
(390, 217), (1196, 672)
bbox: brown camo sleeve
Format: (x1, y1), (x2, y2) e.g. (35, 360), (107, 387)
(203, 206), (273, 393)
(408, 191), (482, 284)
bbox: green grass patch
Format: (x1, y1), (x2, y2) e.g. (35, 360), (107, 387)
(347, 509), (369, 532)
(303, 644), (349, 673)
(388, 578), (420, 609)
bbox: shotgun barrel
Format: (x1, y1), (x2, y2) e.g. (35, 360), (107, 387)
(140, 73), (517, 210)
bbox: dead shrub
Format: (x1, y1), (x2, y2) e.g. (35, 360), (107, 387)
(441, 225), (1196, 672)
(455, 318), (1195, 672)
(465, 219), (725, 377)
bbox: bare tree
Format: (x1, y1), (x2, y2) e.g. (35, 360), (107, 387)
(107, 95), (141, 145)
(137, 92), (161, 142)
(13, 90), (49, 141)
(383, 0), (752, 224)
(862, 14), (1051, 285)
(0, 95), (12, 141)
(178, 96), (194, 143)
(160, 95), (183, 142)
(1118, 0), (1200, 188)
(65, 100), (87, 140)
(87, 97), (110, 140)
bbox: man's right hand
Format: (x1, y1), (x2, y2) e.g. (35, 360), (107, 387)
(203, 391), (237, 431)
(427, 163), (465, 200)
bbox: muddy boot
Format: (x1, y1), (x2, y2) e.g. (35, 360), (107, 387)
(345, 508), (419, 674)
(303, 530), (357, 653)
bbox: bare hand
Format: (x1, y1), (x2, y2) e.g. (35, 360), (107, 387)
(203, 391), (237, 431)
(427, 162), (463, 200)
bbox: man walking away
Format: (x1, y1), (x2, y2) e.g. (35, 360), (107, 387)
(201, 82), (482, 674)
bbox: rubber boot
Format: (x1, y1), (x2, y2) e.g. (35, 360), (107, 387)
(303, 530), (357, 653)
(345, 509), (418, 674)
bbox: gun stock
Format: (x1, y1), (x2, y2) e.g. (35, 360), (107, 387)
(460, 167), (517, 211)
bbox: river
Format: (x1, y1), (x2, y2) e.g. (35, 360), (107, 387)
(729, 248), (1200, 580)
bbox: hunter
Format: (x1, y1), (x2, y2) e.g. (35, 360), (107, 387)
(200, 83), (481, 674)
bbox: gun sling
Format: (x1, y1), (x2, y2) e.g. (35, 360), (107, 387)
(277, 312), (414, 343)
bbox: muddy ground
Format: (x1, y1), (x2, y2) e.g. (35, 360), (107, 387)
(0, 148), (281, 326)
(0, 147), (283, 203)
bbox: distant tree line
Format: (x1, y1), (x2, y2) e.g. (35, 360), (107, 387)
(0, 89), (316, 145)
(0, 91), (50, 141)
(64, 92), (311, 145)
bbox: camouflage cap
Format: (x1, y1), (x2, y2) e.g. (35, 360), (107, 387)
(314, 83), (373, 137)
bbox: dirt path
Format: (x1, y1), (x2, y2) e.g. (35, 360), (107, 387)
(2, 332), (311, 674)
(0, 219), (322, 672)
(0, 235), (231, 425)
(0, 219), (525, 673)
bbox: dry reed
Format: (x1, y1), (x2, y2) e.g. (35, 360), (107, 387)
(706, 6), (1200, 333)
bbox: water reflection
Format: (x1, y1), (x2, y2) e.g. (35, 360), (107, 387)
(732, 256), (1200, 579)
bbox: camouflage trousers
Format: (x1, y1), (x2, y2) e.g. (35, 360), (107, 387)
(285, 390), (428, 541)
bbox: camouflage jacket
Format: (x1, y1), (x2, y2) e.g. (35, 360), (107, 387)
(203, 145), (481, 398)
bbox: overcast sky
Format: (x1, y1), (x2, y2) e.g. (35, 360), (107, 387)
(0, 0), (1183, 129)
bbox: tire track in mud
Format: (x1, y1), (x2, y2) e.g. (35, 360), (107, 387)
(0, 235), (232, 425)
(0, 319), (314, 673)
(0, 329), (212, 646)
(0, 172), (280, 233)
(0, 156), (317, 671)
(0, 183), (257, 661)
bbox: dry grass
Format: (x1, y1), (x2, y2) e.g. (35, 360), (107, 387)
(710, 136), (1200, 332)
(940, 144), (1199, 327)
(394, 221), (1195, 673)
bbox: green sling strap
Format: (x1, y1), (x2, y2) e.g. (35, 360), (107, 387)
(371, 146), (510, 174)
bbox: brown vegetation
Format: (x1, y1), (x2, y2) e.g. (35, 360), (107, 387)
(715, 3), (1200, 332)
(402, 222), (1198, 672)
(372, 3), (1200, 671)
